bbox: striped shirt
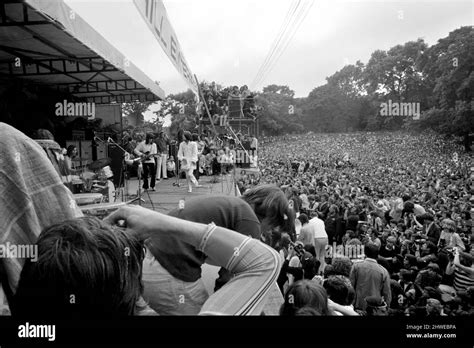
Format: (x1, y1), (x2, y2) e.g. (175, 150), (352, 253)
(454, 268), (474, 292)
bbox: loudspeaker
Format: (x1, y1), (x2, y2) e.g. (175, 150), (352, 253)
(228, 96), (243, 118)
(107, 144), (124, 188)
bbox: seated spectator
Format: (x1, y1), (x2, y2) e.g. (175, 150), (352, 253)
(438, 219), (465, 251)
(417, 241), (439, 266)
(420, 213), (440, 244)
(331, 257), (353, 278)
(365, 296), (389, 316)
(404, 254), (419, 272)
(324, 275), (358, 316)
(166, 157), (176, 177)
(426, 298), (445, 316)
(280, 280), (333, 316)
(379, 236), (400, 259)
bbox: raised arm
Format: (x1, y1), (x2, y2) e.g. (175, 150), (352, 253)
(105, 205), (281, 316)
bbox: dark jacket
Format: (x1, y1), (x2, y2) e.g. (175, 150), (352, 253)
(424, 222), (441, 244)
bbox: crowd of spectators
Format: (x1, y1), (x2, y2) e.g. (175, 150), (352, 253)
(2, 120), (473, 318)
(245, 131), (474, 316)
(197, 82), (258, 119)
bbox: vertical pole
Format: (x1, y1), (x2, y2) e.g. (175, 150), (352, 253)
(194, 75), (217, 137)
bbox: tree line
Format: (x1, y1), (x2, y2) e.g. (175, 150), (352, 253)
(122, 26), (472, 141)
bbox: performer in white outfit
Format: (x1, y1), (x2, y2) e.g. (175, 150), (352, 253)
(178, 131), (202, 193)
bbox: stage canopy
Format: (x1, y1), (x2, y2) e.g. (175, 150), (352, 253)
(0, 0), (166, 104)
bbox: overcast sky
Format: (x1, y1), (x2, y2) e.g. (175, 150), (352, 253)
(64, 0), (473, 99)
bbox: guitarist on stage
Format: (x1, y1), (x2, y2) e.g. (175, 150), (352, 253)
(134, 133), (157, 191)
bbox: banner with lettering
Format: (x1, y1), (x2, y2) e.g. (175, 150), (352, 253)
(134, 0), (198, 94)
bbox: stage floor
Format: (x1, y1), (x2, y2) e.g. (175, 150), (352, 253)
(117, 173), (239, 213)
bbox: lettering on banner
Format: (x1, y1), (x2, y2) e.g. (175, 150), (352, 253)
(135, 0), (197, 93)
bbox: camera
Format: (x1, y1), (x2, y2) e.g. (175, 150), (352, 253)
(290, 241), (304, 254)
(446, 248), (456, 260)
(438, 238), (446, 249)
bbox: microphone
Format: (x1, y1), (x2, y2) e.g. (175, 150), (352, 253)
(107, 137), (113, 143)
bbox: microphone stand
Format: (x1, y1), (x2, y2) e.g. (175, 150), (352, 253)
(115, 137), (158, 210)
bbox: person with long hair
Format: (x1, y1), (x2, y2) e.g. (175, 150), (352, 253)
(64, 145), (79, 175)
(13, 217), (146, 318)
(280, 280), (333, 316)
(178, 131), (202, 193)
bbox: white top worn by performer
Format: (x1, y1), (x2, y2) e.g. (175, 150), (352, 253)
(178, 139), (198, 171)
(178, 131), (202, 193)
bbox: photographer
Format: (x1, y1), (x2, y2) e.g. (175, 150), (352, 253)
(417, 241), (439, 266)
(278, 241), (318, 294)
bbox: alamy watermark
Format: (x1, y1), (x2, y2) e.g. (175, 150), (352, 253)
(217, 149), (258, 164)
(18, 322), (55, 341)
(55, 100), (95, 119)
(379, 99), (420, 120)
(326, 243), (365, 259)
(0, 242), (38, 262)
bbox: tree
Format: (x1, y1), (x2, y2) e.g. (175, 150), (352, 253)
(415, 26), (474, 136)
(154, 27), (471, 138)
(256, 85), (303, 135)
(158, 89), (199, 139)
(262, 84), (295, 98)
(122, 101), (152, 127)
(300, 84), (359, 132)
(326, 61), (367, 99)
(362, 39), (430, 129)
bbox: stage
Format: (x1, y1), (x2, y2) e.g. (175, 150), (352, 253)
(117, 173), (239, 213)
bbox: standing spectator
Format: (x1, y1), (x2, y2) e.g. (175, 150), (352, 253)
(325, 205), (338, 245)
(350, 243), (392, 311)
(309, 214), (328, 274)
(297, 214), (314, 247)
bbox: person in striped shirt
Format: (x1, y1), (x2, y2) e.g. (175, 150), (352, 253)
(446, 248), (474, 293)
(107, 205), (282, 316)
